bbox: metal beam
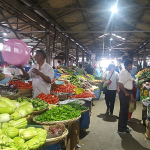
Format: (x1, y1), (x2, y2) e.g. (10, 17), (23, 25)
(31, 34), (47, 52)
(76, 46), (79, 67)
(65, 39), (70, 67)
(143, 47), (146, 68)
(0, 10), (20, 39)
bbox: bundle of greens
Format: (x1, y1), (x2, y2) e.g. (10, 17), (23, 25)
(67, 101), (88, 111)
(17, 97), (48, 111)
(36, 105), (81, 122)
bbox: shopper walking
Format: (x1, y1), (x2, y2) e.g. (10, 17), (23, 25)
(118, 59), (133, 134)
(102, 64), (119, 116)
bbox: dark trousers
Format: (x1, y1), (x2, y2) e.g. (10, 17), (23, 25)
(105, 90), (117, 114)
(118, 90), (131, 132)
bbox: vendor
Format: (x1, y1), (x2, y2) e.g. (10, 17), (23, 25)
(18, 50), (54, 98)
(75, 64), (86, 74)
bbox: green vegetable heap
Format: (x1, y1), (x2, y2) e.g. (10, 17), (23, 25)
(17, 97), (48, 111)
(36, 105), (81, 122)
(67, 101), (88, 111)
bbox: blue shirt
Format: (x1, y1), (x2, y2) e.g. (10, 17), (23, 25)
(130, 66), (137, 79)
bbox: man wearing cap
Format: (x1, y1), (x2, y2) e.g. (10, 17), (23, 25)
(19, 50), (54, 98)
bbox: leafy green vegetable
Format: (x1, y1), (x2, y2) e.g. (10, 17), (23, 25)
(36, 105), (81, 122)
(19, 128), (38, 141)
(9, 118), (27, 129)
(67, 101), (88, 111)
(5, 127), (19, 138)
(0, 113), (10, 123)
(13, 137), (25, 145)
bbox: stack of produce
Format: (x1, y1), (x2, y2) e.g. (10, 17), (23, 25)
(51, 84), (76, 93)
(35, 105), (81, 122)
(136, 68), (150, 79)
(0, 96), (33, 121)
(67, 101), (88, 111)
(0, 120), (47, 150)
(0, 95), (47, 149)
(47, 123), (66, 138)
(80, 81), (92, 89)
(9, 80), (32, 89)
(17, 97), (48, 111)
(69, 91), (95, 98)
(37, 93), (59, 104)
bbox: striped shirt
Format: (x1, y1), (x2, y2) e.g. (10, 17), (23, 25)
(28, 62), (54, 98)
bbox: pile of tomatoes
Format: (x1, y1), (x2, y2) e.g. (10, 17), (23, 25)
(9, 80), (32, 89)
(69, 91), (95, 98)
(51, 84), (76, 93)
(37, 92), (59, 104)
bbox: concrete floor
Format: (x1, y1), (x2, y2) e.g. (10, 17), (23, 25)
(79, 95), (150, 150)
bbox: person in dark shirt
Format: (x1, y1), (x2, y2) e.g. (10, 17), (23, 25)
(85, 64), (94, 75)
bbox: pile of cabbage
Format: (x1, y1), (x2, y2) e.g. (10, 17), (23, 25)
(0, 119), (47, 150)
(0, 96), (47, 149)
(0, 96), (33, 122)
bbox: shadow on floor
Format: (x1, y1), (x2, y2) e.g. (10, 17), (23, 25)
(119, 134), (149, 150)
(79, 130), (90, 139)
(97, 113), (118, 122)
(128, 118), (146, 133)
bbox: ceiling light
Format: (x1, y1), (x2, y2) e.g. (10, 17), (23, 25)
(110, 5), (118, 14)
(110, 38), (113, 41)
(109, 49), (111, 51)
(3, 32), (7, 36)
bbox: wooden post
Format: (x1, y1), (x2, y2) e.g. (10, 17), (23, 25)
(65, 39), (70, 67)
(143, 47), (146, 68)
(82, 50), (84, 66)
(76, 46), (79, 67)
(45, 23), (50, 64)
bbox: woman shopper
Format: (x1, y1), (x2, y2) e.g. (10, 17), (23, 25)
(102, 64), (119, 116)
(118, 59), (133, 134)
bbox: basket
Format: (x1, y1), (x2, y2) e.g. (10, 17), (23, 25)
(32, 107), (48, 115)
(33, 115), (81, 125)
(44, 129), (68, 145)
(19, 89), (31, 94)
(2, 93), (19, 100)
(81, 108), (89, 114)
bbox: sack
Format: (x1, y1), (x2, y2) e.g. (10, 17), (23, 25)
(129, 101), (135, 113)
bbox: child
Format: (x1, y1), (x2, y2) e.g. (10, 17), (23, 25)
(128, 86), (137, 121)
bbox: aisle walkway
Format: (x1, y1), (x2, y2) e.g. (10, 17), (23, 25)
(79, 95), (150, 150)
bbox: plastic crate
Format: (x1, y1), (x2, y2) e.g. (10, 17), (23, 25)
(80, 110), (90, 129)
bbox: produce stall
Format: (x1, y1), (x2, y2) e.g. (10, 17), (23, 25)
(136, 68), (150, 140)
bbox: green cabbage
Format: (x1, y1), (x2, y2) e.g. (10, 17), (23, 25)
(9, 118), (27, 129)
(25, 136), (40, 150)
(0, 107), (14, 114)
(11, 101), (20, 108)
(0, 134), (14, 147)
(0, 113), (10, 123)
(19, 128), (37, 141)
(0, 97), (16, 109)
(5, 127), (19, 138)
(10, 112), (22, 120)
(13, 137), (25, 146)
(17, 143), (29, 150)
(0, 129), (3, 134)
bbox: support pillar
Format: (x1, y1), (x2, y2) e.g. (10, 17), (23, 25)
(65, 39), (69, 67)
(143, 47), (146, 68)
(45, 23), (50, 64)
(76, 46), (79, 67)
(82, 50), (84, 66)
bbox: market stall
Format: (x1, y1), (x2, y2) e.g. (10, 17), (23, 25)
(136, 68), (150, 140)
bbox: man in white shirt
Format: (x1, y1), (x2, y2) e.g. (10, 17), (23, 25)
(118, 59), (133, 134)
(19, 50), (54, 98)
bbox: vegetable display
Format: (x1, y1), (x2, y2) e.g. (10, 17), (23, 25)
(51, 84), (76, 93)
(37, 93), (59, 104)
(67, 101), (88, 111)
(69, 91), (95, 98)
(17, 97), (48, 111)
(35, 105), (81, 122)
(0, 96), (33, 122)
(9, 80), (32, 89)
